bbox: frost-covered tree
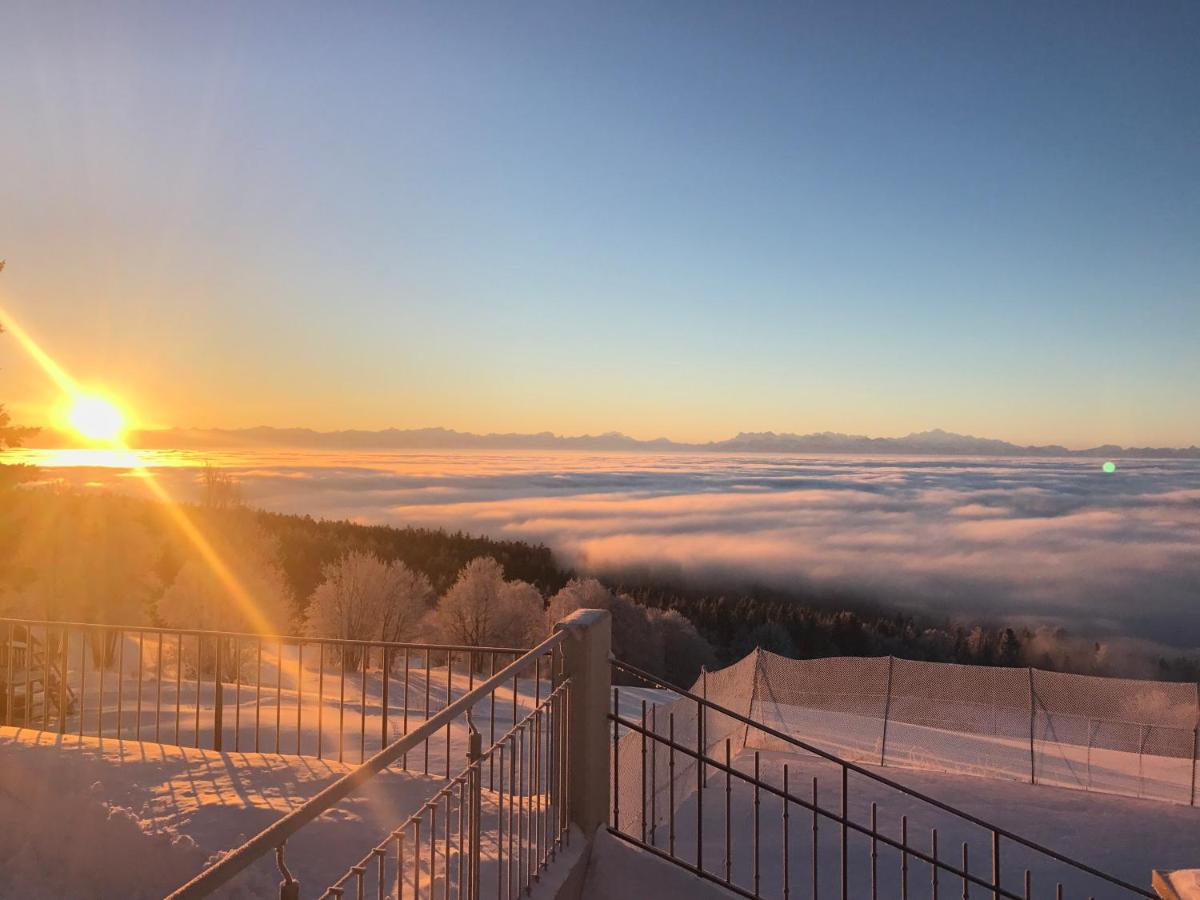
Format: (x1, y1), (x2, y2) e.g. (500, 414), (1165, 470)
(304, 551), (433, 670)
(429, 557), (544, 649)
(0, 317), (38, 490)
(3, 492), (161, 666)
(157, 515), (292, 674)
(647, 607), (714, 688)
(547, 578), (664, 676)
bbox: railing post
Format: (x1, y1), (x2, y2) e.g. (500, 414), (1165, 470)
(277, 844), (299, 900)
(553, 609), (611, 837)
(1027, 667), (1036, 785)
(466, 721), (483, 900)
(213, 637), (224, 752)
(880, 655), (895, 766)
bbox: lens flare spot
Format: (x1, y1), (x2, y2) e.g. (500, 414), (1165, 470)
(1102, 461), (1116, 474)
(68, 395), (126, 442)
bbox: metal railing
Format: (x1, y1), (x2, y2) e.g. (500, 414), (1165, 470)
(167, 629), (571, 899)
(0, 616), (529, 773)
(609, 657), (1155, 900)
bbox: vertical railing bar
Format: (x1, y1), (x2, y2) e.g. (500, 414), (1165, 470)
(361, 641), (368, 764)
(415, 818), (423, 900)
(520, 720), (527, 892)
(396, 830), (405, 900)
(297, 640), (304, 756)
(651, 704), (658, 847)
(58, 628), (68, 734)
(784, 764), (792, 900)
(725, 738), (732, 883)
(42, 625), (51, 728)
(175, 632), (183, 745)
(901, 815), (909, 900)
(668, 713), (676, 856)
(430, 803), (438, 900)
(194, 634), (201, 748)
(136, 630), (144, 739)
(445, 650), (453, 779)
(339, 643), (347, 763)
(403, 648), (410, 771)
(508, 734), (516, 900)
(234, 636), (241, 751)
(97, 629), (105, 738)
(991, 831), (1000, 900)
(840, 765), (848, 900)
(252, 637), (261, 752)
(870, 801), (878, 900)
(640, 700), (648, 844)
(696, 693), (704, 875)
(812, 777), (819, 900)
(489, 652), (497, 789)
(373, 846), (385, 900)
(424, 651), (432, 775)
(275, 639), (283, 755)
(382, 646), (390, 754)
(611, 687), (620, 830)
(933, 829), (940, 900)
(754, 750), (761, 897)
(962, 843), (969, 900)
(317, 641), (326, 759)
(155, 632), (165, 743)
(498, 741), (506, 900)
(4, 624), (13, 728)
(79, 627), (86, 739)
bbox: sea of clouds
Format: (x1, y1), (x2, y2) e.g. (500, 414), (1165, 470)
(33, 451), (1200, 649)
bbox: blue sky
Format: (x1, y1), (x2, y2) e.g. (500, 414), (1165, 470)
(1, 1), (1197, 445)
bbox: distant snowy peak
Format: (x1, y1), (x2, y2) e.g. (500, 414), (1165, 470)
(29, 425), (1200, 458)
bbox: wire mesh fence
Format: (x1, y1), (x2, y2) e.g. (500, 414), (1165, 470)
(744, 650), (1199, 806)
(610, 656), (1161, 899)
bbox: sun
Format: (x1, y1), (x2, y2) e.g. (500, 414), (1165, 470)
(67, 394), (126, 442)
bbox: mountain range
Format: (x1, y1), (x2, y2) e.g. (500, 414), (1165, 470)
(32, 426), (1200, 458)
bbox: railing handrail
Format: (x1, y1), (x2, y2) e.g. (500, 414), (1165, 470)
(610, 656), (1156, 896)
(166, 629), (568, 899)
(0, 615), (525, 656)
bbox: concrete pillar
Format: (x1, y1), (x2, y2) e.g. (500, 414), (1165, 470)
(554, 609), (612, 837)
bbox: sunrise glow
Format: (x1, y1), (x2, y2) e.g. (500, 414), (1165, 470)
(67, 394), (126, 442)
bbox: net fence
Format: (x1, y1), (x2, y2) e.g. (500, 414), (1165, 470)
(615, 649), (1200, 837)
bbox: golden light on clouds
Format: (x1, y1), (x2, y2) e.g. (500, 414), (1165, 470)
(0, 297), (276, 636)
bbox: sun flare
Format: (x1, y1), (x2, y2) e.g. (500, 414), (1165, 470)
(67, 394), (126, 442)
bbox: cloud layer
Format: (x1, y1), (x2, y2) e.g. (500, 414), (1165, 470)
(34, 451), (1200, 648)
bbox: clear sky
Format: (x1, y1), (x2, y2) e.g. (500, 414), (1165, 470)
(1, 1), (1197, 447)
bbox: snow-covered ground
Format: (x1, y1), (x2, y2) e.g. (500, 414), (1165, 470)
(0, 727), (446, 898)
(752, 701), (1198, 806)
(640, 746), (1200, 899)
(0, 634), (562, 898)
(5, 642), (1199, 900)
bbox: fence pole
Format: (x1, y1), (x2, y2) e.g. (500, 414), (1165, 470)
(213, 638), (224, 752)
(1192, 684), (1199, 807)
(467, 724), (483, 900)
(554, 609), (611, 837)
(1191, 726), (1197, 807)
(1027, 667), (1035, 785)
(880, 655), (895, 767)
